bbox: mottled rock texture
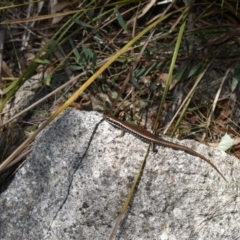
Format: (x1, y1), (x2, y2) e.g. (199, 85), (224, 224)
(0, 110), (239, 240)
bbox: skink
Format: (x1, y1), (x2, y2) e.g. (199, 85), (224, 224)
(103, 114), (227, 182)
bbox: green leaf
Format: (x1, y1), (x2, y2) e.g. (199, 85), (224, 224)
(131, 76), (140, 90)
(82, 44), (94, 60)
(92, 52), (97, 66)
(184, 62), (202, 79)
(56, 45), (66, 57)
(149, 83), (157, 91)
(34, 58), (50, 64)
(134, 62), (165, 78)
(231, 64), (240, 92)
(69, 16), (93, 28)
(173, 66), (187, 81)
(87, 9), (95, 19)
(174, 63), (202, 81)
(135, 67), (147, 78)
(68, 38), (81, 61)
(45, 73), (52, 86)
(95, 32), (102, 51)
(70, 65), (84, 71)
(112, 91), (118, 99)
(114, 7), (127, 31)
(216, 133), (235, 151)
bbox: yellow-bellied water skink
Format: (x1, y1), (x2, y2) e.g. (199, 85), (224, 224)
(103, 114), (227, 182)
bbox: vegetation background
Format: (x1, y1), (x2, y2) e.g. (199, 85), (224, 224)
(0, 2), (240, 232)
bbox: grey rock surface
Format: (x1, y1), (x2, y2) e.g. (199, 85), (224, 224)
(0, 109), (239, 240)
